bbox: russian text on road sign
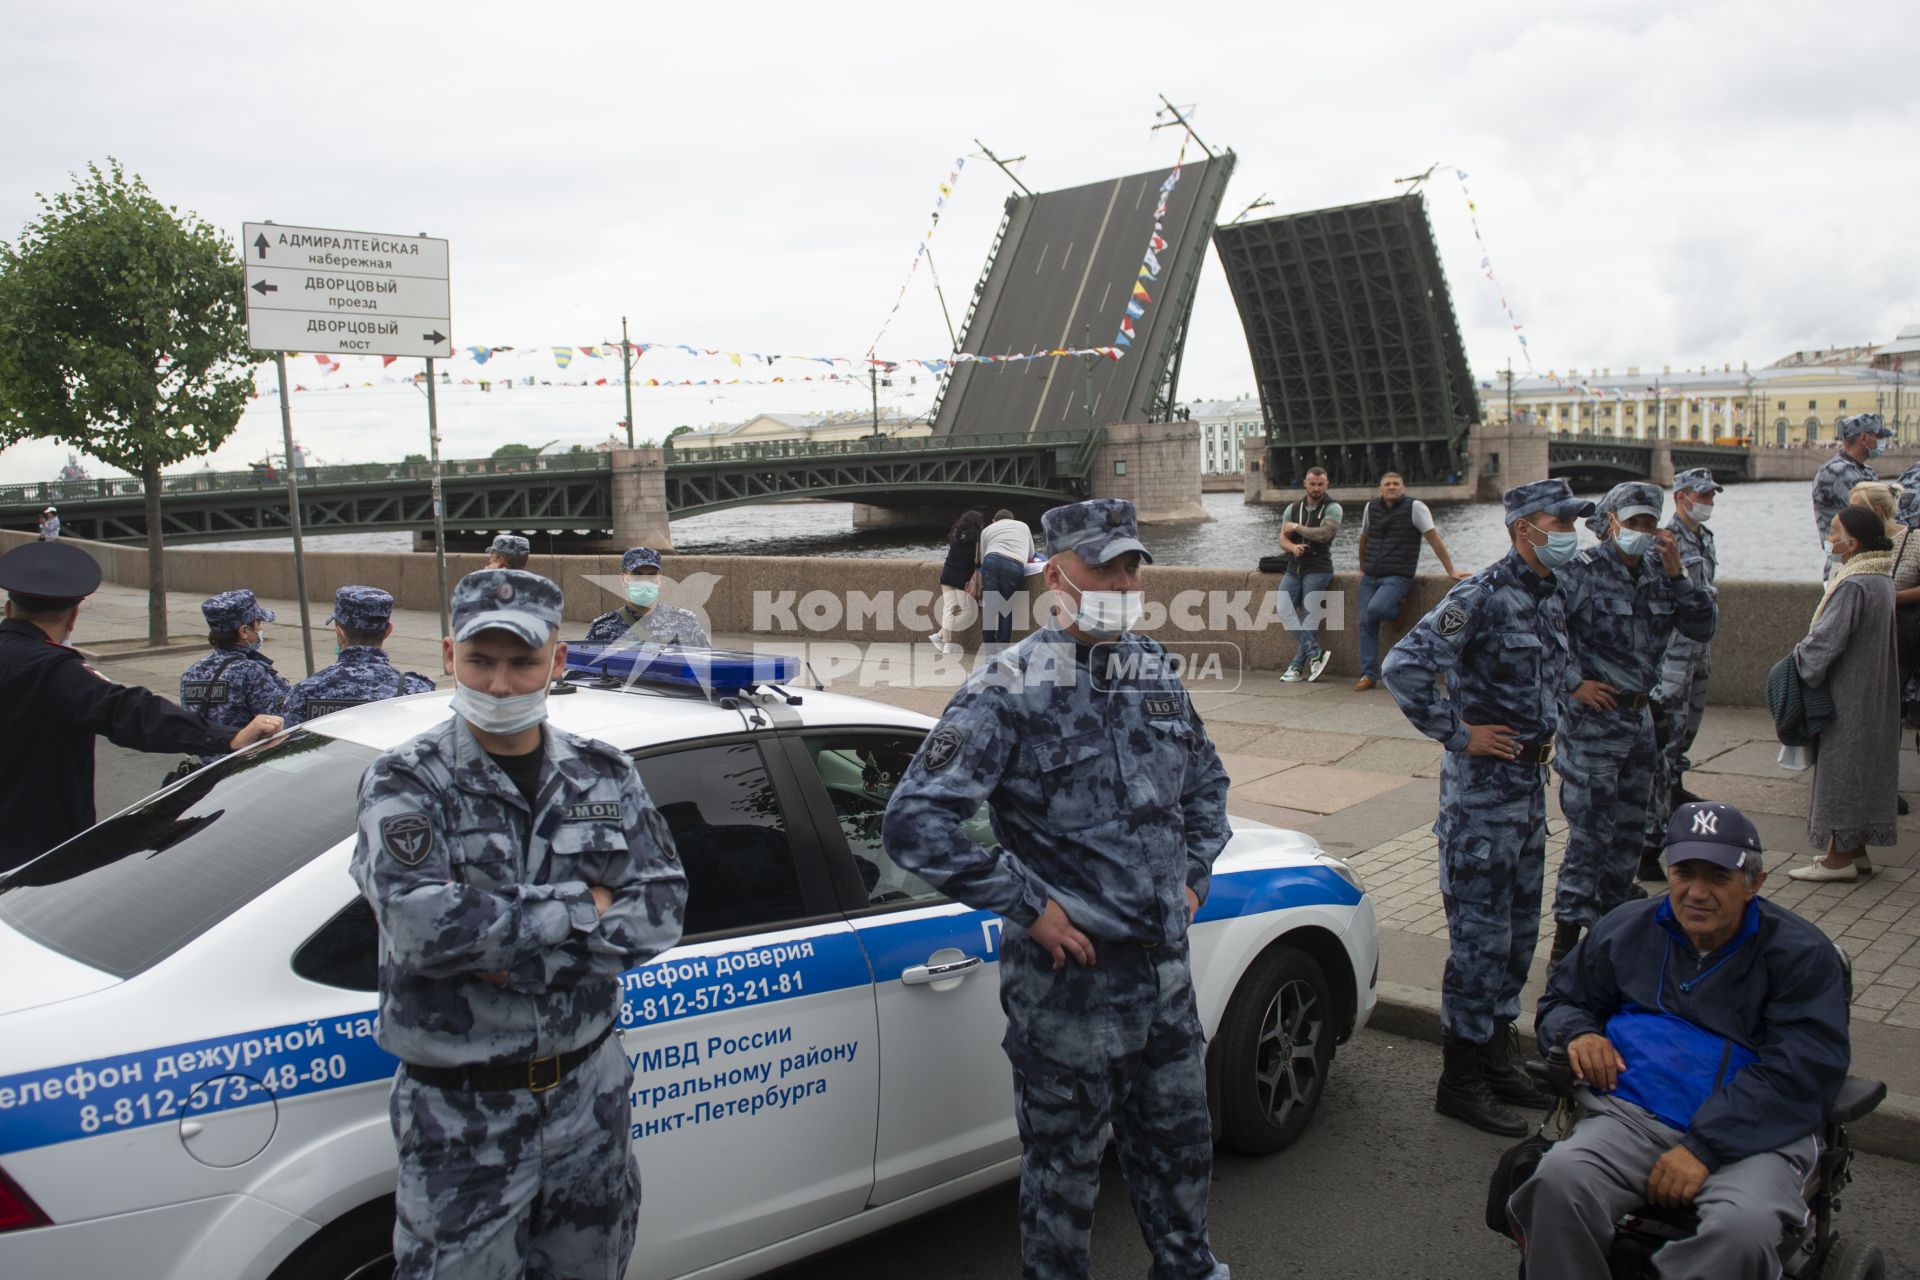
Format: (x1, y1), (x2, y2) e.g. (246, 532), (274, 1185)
(242, 223), (452, 359)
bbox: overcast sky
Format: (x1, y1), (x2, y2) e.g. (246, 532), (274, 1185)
(3, 0), (1917, 482)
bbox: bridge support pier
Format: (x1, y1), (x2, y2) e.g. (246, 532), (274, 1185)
(1648, 440), (1674, 488)
(851, 504), (930, 530)
(1091, 422), (1207, 523)
(1468, 419), (1548, 502)
(589, 448), (673, 553)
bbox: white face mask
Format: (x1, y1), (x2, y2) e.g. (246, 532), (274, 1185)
(1690, 502), (1713, 523)
(453, 682), (550, 735)
(1059, 565), (1144, 639)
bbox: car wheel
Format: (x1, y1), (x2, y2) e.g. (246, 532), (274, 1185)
(268, 1198), (395, 1280)
(1214, 945), (1334, 1155)
(1822, 1238), (1887, 1280)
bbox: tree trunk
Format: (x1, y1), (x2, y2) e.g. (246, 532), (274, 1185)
(143, 455), (167, 647)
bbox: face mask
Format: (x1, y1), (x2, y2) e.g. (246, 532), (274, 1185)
(1690, 502), (1713, 523)
(1524, 521), (1580, 570)
(1869, 439), (1886, 458)
(453, 681), (550, 735)
(1614, 530), (1652, 559)
(626, 581), (660, 608)
(245, 627), (265, 651)
(1059, 566), (1144, 639)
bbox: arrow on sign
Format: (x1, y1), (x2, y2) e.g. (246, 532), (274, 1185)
(423, 330), (446, 343)
(251, 280), (278, 296)
(253, 234), (269, 259)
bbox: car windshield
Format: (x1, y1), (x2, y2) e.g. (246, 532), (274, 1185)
(0, 731), (378, 978)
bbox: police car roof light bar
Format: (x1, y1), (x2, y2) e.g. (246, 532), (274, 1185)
(563, 644), (800, 697)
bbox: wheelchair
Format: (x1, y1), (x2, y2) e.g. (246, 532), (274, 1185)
(1488, 1045), (1888, 1278)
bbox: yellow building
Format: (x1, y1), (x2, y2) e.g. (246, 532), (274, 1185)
(1485, 361), (1919, 449)
(665, 410), (932, 456)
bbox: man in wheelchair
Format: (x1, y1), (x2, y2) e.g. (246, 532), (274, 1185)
(1508, 801), (1853, 1278)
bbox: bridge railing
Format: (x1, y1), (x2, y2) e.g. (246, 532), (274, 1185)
(0, 451), (612, 508)
(669, 429), (1096, 466)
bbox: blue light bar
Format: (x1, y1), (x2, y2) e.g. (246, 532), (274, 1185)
(564, 644), (799, 694)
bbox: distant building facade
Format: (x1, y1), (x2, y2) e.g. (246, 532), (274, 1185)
(666, 410), (931, 455)
(1188, 397), (1263, 474)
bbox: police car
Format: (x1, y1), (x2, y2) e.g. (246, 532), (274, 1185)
(0, 648), (1378, 1279)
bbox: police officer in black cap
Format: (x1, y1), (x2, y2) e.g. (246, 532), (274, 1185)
(0, 541), (285, 872)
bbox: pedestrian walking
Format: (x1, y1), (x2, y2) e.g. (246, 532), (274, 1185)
(883, 498), (1233, 1280)
(351, 568), (687, 1279)
(178, 589), (293, 763)
(584, 547), (711, 647)
(0, 542), (282, 872)
(977, 508), (1034, 646)
(485, 534), (531, 570)
(1785, 507), (1900, 883)
(1351, 471), (1471, 691)
(1382, 478), (1595, 1137)
(37, 507), (59, 541)
(1811, 413), (1891, 576)
(929, 509), (983, 655)
(1277, 467), (1341, 682)
(280, 586), (436, 728)
(1639, 467), (1723, 880)
(1547, 483), (1716, 969)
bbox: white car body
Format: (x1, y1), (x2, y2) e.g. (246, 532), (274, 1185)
(0, 679), (1377, 1279)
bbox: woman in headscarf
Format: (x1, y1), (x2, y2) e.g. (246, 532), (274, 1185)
(1787, 505), (1901, 882)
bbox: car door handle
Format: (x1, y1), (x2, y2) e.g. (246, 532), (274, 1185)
(901, 955), (983, 985)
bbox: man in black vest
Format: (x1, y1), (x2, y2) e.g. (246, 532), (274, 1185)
(1278, 467), (1343, 682)
(1353, 472), (1472, 691)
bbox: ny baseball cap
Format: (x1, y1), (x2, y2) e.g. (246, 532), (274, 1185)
(1662, 801), (1764, 872)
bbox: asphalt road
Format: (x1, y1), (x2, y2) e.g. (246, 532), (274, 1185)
(768, 1028), (1920, 1280)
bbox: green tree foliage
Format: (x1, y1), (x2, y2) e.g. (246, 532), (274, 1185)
(0, 160), (254, 645)
(489, 442), (540, 460)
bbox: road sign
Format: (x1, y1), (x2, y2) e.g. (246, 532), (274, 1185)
(242, 222), (452, 359)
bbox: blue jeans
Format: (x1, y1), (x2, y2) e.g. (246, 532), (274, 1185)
(1355, 573), (1414, 679)
(1280, 570), (1332, 665)
(979, 553), (1026, 643)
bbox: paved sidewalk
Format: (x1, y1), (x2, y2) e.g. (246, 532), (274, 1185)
(74, 579), (1920, 1118)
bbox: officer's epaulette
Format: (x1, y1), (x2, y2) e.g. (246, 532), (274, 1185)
(1131, 634), (1167, 655)
(566, 728), (636, 768)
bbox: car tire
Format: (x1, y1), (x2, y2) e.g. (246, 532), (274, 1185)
(1214, 944), (1334, 1155)
(1822, 1238), (1887, 1280)
(268, 1197), (395, 1280)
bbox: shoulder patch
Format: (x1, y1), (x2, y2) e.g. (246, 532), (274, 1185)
(921, 725), (964, 772)
(565, 801), (624, 822)
(1436, 602), (1470, 637)
(1143, 693), (1183, 718)
(380, 812), (434, 866)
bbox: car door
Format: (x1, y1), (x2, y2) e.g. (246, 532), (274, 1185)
(619, 736), (879, 1280)
(777, 729), (1019, 1206)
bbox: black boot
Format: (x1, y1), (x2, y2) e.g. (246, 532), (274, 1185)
(1436, 1036), (1527, 1137)
(1899, 795), (1910, 817)
(1637, 845), (1667, 882)
(1547, 921), (1583, 972)
(1482, 1019), (1553, 1110)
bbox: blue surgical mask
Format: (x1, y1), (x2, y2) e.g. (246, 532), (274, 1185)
(626, 581), (660, 608)
(1525, 521), (1580, 570)
(453, 682), (550, 735)
(1615, 530), (1652, 559)
(1870, 439), (1886, 458)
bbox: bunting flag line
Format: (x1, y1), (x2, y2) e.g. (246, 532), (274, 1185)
(552, 346), (574, 369)
(1115, 135), (1187, 349)
(868, 155), (967, 358)
(1453, 168), (1534, 373)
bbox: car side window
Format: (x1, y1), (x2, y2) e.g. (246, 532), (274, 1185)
(292, 897), (379, 992)
(632, 741), (807, 937)
(799, 732), (993, 909)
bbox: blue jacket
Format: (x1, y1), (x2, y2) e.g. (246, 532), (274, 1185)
(1537, 896), (1849, 1170)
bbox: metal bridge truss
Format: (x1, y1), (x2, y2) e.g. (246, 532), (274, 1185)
(1546, 437), (1749, 484)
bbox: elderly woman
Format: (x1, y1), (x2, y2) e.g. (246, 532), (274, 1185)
(1788, 506), (1901, 882)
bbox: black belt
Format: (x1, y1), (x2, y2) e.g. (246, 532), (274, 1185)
(404, 1024), (612, 1094)
(1512, 738), (1555, 766)
(1616, 691), (1653, 712)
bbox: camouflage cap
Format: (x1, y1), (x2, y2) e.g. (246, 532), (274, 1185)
(201, 589), (275, 632)
(488, 534), (531, 557)
(1503, 478), (1596, 526)
(1840, 412), (1892, 440)
(450, 569), (563, 647)
(1040, 498), (1153, 566)
(1672, 467), (1723, 496)
(622, 546), (663, 573)
(326, 584), (395, 631)
(1584, 481), (1662, 537)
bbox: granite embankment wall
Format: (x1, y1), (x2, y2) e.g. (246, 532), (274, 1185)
(1, 530), (1822, 707)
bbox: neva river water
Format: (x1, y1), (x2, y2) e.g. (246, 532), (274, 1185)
(206, 480), (1828, 581)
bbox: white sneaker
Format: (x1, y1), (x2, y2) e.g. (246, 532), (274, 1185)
(1280, 665), (1303, 683)
(1307, 651), (1332, 683)
(1787, 860), (1859, 882)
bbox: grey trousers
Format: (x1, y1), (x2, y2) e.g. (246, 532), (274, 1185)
(1508, 1091), (1814, 1280)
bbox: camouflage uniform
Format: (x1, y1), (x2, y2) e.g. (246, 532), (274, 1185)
(1643, 468), (1722, 853)
(1552, 484), (1716, 931)
(281, 586), (435, 728)
(882, 498), (1233, 1280)
(488, 534), (531, 568)
(1382, 480), (1593, 1044)
(351, 569), (687, 1280)
(179, 589), (290, 762)
(585, 546), (712, 647)
(1811, 414), (1890, 572)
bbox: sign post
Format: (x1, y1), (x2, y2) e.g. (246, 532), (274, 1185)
(242, 222), (452, 658)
